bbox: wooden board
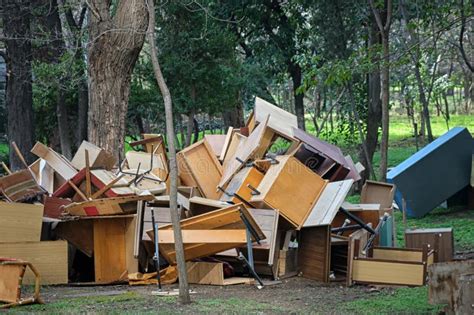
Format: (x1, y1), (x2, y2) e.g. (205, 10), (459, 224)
(352, 259), (425, 286)
(248, 97), (297, 140)
(177, 139), (223, 199)
(219, 116), (271, 188)
(303, 179), (353, 227)
(56, 219), (94, 256)
(204, 134), (227, 157)
(250, 156), (327, 228)
(71, 140), (116, 170)
(346, 227), (370, 286)
(372, 247), (423, 262)
(93, 216), (137, 283)
(63, 194), (154, 216)
(219, 127), (234, 161)
(125, 151), (165, 171)
(158, 229), (247, 243)
(31, 142), (77, 180)
(221, 166), (265, 204)
(405, 228), (453, 262)
(147, 204), (265, 264)
(222, 133), (247, 170)
(248, 208), (279, 265)
(0, 241), (68, 285)
(0, 202), (43, 242)
(298, 225), (331, 282)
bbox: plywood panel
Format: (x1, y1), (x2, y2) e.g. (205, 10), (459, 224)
(71, 140), (116, 170)
(251, 97), (297, 140)
(31, 142), (77, 180)
(372, 248), (423, 262)
(0, 202), (43, 242)
(93, 219), (127, 283)
(0, 241), (68, 285)
(222, 133), (246, 170)
(221, 166), (265, 204)
(352, 260), (425, 286)
(0, 263), (25, 303)
(298, 225), (330, 282)
(303, 179), (353, 227)
(204, 135), (227, 157)
(158, 229), (247, 243)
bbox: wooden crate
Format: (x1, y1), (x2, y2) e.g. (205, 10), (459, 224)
(220, 166), (265, 204)
(350, 241), (434, 286)
(250, 156), (327, 229)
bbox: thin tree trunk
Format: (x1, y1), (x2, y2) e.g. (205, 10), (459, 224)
(289, 63), (305, 130)
(146, 0), (191, 304)
(2, 0), (36, 169)
(57, 86), (72, 159)
(87, 0), (148, 161)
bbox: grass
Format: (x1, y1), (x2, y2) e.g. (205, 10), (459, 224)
(342, 287), (444, 314)
(195, 297), (286, 313)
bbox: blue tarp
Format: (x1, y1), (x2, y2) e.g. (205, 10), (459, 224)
(387, 127), (473, 217)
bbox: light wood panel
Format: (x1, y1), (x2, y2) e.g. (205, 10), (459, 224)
(352, 260), (425, 286)
(158, 229), (247, 243)
(71, 140), (116, 170)
(372, 248), (423, 262)
(31, 142), (77, 180)
(0, 202), (43, 242)
(186, 261), (253, 285)
(222, 133), (246, 169)
(0, 241), (68, 285)
(221, 166), (265, 204)
(0, 263), (25, 303)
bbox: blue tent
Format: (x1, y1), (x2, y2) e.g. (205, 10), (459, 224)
(387, 127), (473, 217)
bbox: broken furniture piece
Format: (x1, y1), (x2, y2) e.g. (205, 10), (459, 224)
(405, 228), (454, 262)
(387, 127), (473, 217)
(0, 259), (43, 309)
(186, 261), (254, 286)
(349, 240), (435, 286)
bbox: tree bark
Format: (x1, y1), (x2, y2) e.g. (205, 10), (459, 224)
(87, 0), (148, 160)
(146, 0), (191, 304)
(2, 0), (36, 170)
(370, 0), (392, 181)
(289, 63), (305, 130)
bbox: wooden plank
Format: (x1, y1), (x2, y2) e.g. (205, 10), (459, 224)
(186, 261), (224, 285)
(372, 248), (423, 262)
(71, 140), (116, 170)
(63, 194), (154, 217)
(251, 156), (327, 229)
(158, 229), (247, 243)
(219, 127), (234, 161)
(251, 97), (297, 140)
(189, 196), (229, 216)
(298, 225), (331, 282)
(204, 134), (227, 157)
(222, 133), (247, 170)
(346, 227), (370, 286)
(0, 241), (68, 285)
(31, 142), (77, 180)
(219, 116), (270, 188)
(352, 259), (425, 286)
(303, 179), (353, 227)
(0, 202), (43, 242)
(178, 139), (223, 199)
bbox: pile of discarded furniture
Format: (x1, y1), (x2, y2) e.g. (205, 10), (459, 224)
(1, 97), (472, 308)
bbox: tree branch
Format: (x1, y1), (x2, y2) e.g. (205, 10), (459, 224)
(459, 0), (474, 72)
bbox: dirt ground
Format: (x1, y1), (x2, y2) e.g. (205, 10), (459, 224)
(11, 277), (380, 314)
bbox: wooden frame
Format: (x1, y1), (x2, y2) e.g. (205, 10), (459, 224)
(349, 241), (434, 286)
(0, 259), (43, 308)
(298, 225), (331, 282)
(220, 166), (265, 204)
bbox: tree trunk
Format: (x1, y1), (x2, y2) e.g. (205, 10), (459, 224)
(2, 0), (36, 170)
(413, 65), (434, 142)
(76, 79), (88, 145)
(379, 36), (390, 181)
(87, 0), (148, 160)
(146, 0), (191, 304)
(360, 17), (382, 182)
(289, 63), (305, 130)
(57, 86), (72, 159)
(185, 108), (195, 147)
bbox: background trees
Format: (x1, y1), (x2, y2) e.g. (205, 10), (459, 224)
(0, 0), (472, 179)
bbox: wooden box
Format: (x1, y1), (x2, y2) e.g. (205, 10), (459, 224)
(220, 166), (265, 204)
(186, 261), (253, 286)
(405, 228), (453, 262)
(250, 156), (327, 228)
